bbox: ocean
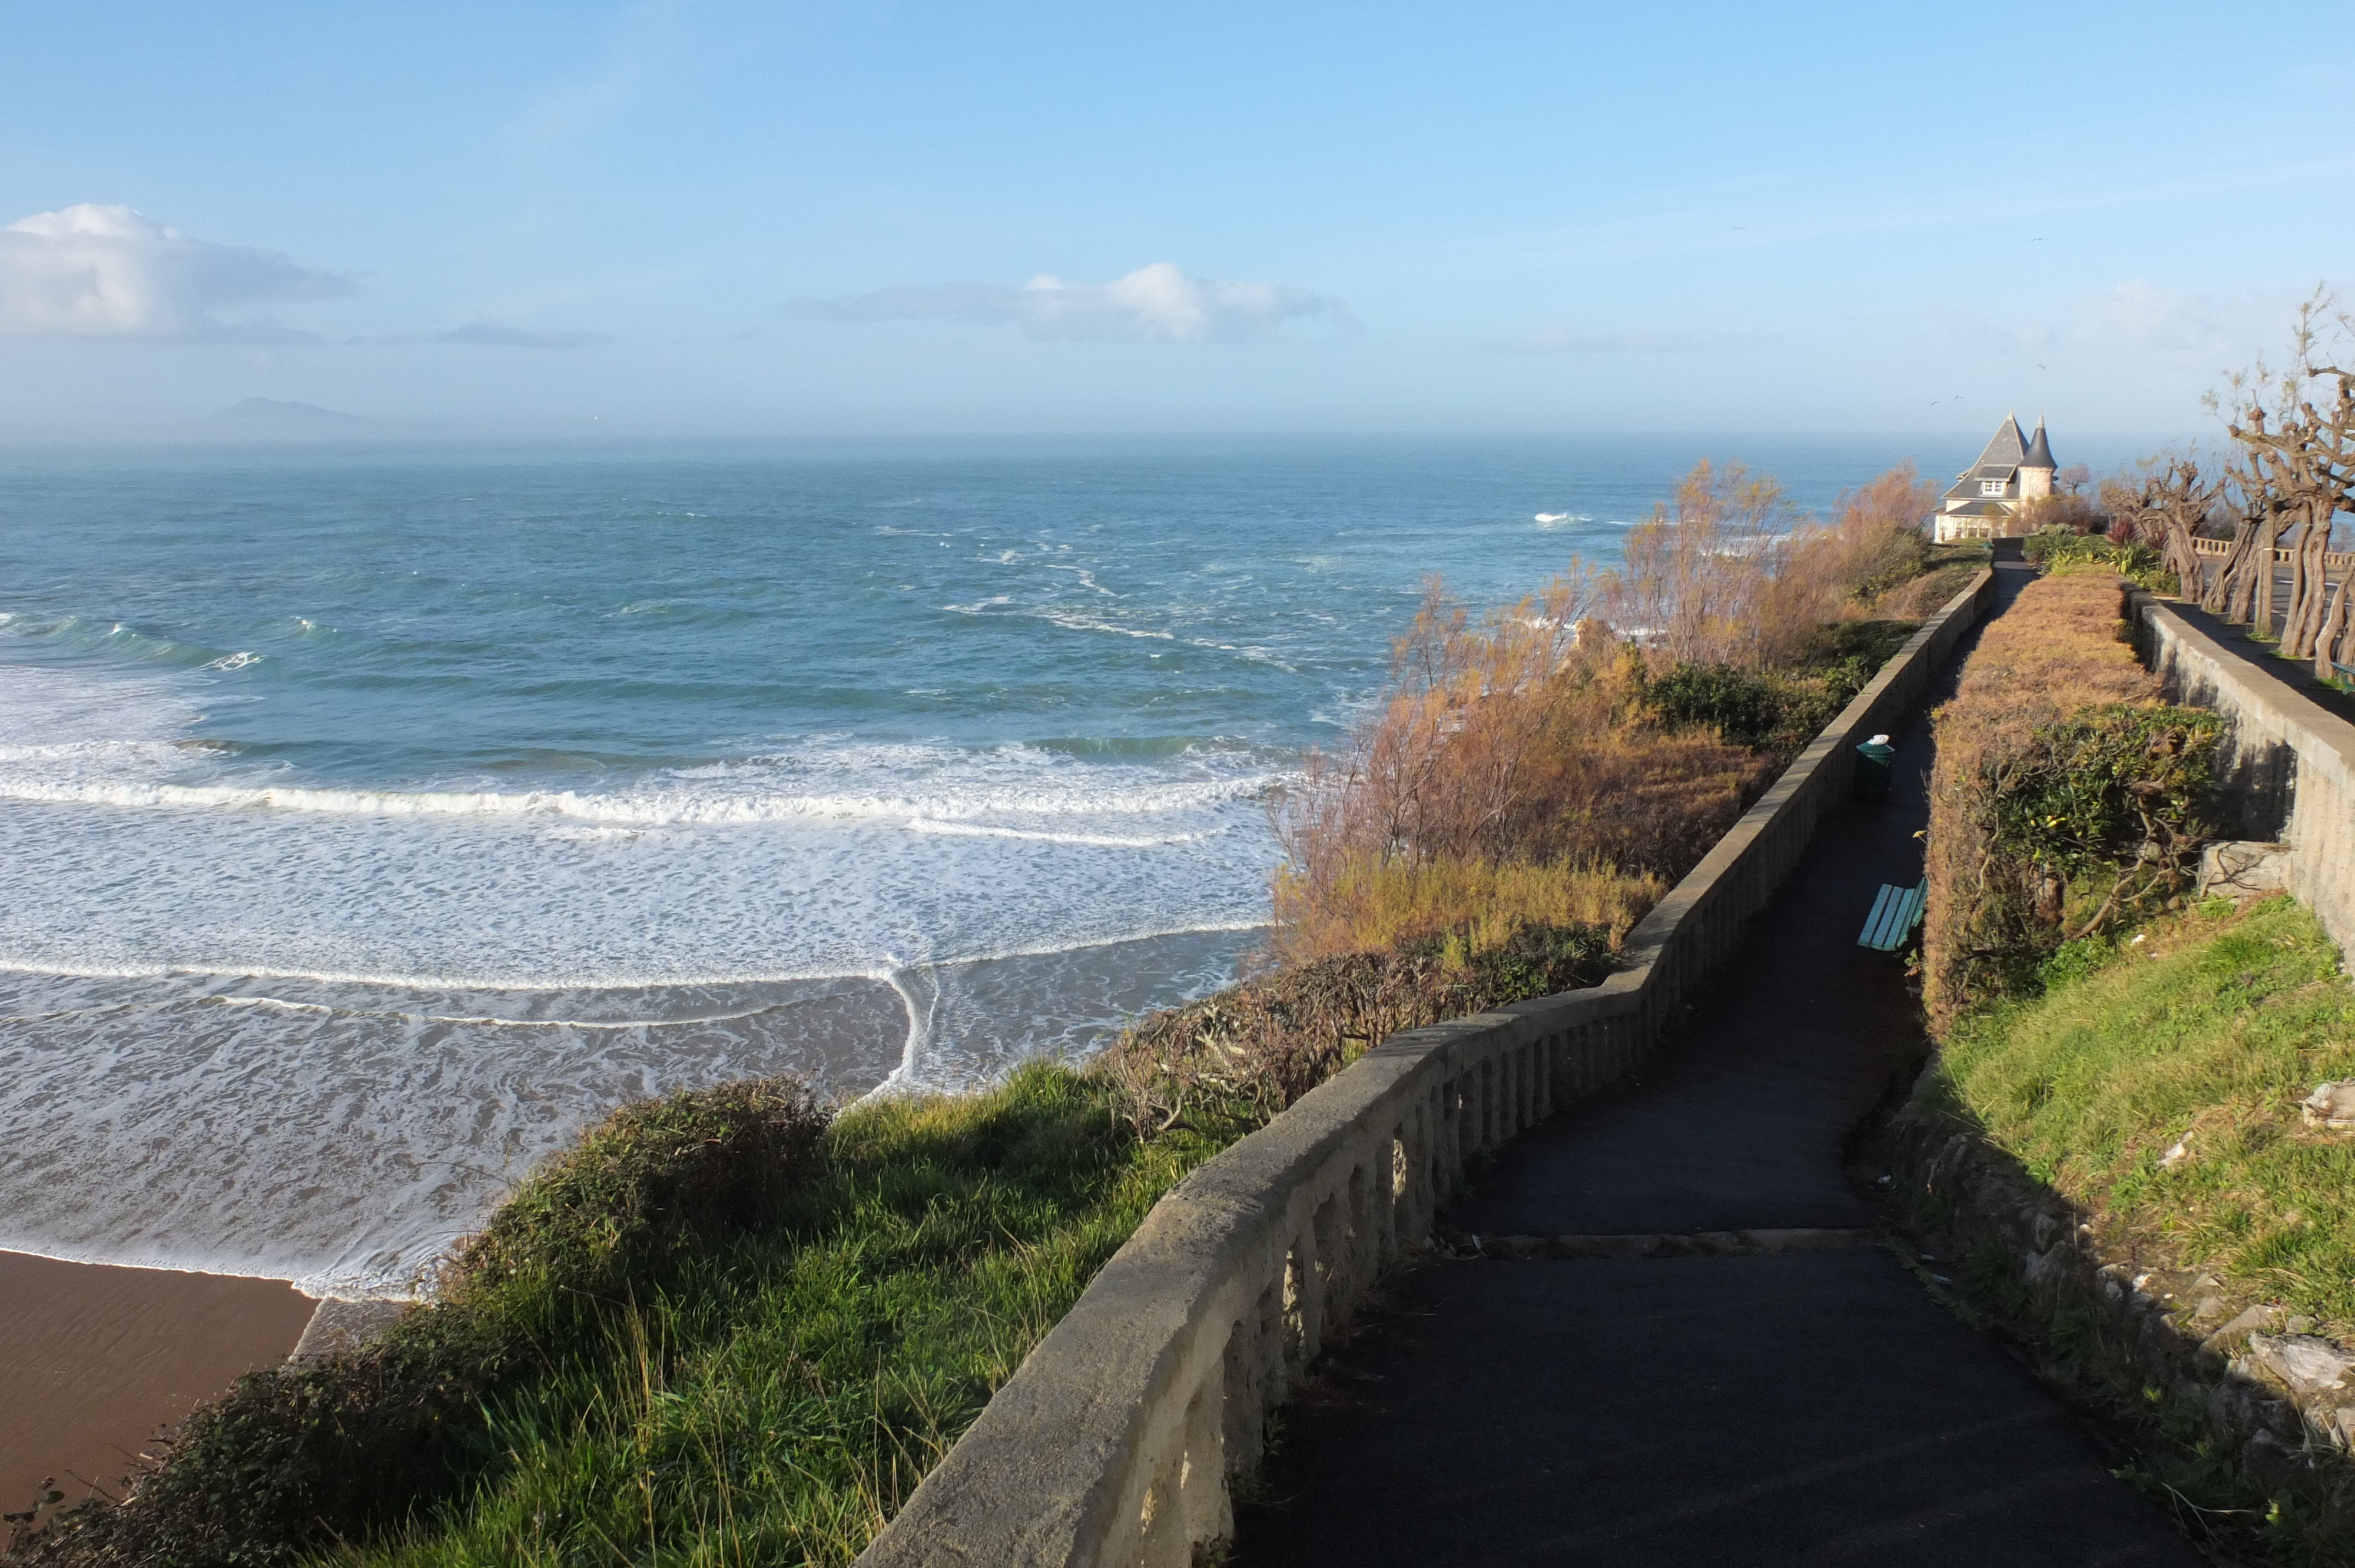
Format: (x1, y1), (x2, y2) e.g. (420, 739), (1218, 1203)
(0, 433), (2145, 1295)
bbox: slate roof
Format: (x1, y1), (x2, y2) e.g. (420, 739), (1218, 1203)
(2022, 417), (2055, 470)
(1942, 416), (2029, 503)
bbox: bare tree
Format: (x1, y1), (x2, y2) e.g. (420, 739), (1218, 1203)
(2113, 456), (2223, 596)
(2207, 288), (2355, 671)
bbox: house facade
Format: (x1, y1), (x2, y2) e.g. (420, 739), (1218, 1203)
(1933, 414), (2057, 543)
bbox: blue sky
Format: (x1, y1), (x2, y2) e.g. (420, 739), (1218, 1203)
(1, 0), (2349, 438)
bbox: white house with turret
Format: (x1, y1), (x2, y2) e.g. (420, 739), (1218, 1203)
(1933, 415), (2058, 543)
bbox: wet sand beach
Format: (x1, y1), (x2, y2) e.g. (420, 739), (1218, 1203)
(1, 1250), (316, 1514)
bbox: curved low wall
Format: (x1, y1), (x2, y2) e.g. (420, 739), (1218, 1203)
(2136, 596), (2355, 965)
(858, 569), (1998, 1568)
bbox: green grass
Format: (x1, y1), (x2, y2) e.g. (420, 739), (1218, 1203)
(1934, 896), (2355, 1337)
(321, 1064), (1244, 1567)
(11, 1065), (1248, 1568)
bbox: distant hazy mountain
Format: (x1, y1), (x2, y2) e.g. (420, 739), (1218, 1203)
(205, 397), (406, 437)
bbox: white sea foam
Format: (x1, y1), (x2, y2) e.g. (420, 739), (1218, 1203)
(1030, 609), (1175, 640)
(904, 817), (1220, 847)
(0, 925), (1261, 1295)
(0, 756), (1276, 826)
(0, 653), (1287, 1289)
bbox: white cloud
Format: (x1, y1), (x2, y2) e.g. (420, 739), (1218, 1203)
(785, 262), (1353, 343)
(1953, 280), (2277, 361)
(2061, 280), (2242, 356)
(0, 204), (353, 340)
(1487, 325), (1781, 354)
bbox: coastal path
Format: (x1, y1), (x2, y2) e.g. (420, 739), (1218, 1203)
(1228, 559), (2208, 1566)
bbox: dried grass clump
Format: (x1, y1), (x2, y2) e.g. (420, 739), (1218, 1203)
(1272, 853), (1659, 965)
(1923, 572), (2220, 1027)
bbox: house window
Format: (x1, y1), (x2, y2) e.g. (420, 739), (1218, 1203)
(1979, 479), (2006, 496)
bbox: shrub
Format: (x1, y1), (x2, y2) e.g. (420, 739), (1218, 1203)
(1598, 459), (1934, 674)
(2013, 491), (2109, 536)
(1638, 621), (1916, 756)
(2020, 526), (2173, 592)
(1923, 573), (2220, 1026)
(1093, 922), (1616, 1135)
(443, 1077), (828, 1296)
(1601, 459), (1819, 671)
(1641, 663), (1786, 750)
(1808, 461), (1937, 604)
(16, 1079), (829, 1568)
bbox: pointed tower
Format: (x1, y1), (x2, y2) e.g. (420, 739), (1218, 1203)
(2018, 416), (2057, 501)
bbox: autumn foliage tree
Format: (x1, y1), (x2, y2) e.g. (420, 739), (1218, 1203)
(1271, 457), (1944, 966)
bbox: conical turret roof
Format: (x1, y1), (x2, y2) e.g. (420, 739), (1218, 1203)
(2021, 416), (2055, 470)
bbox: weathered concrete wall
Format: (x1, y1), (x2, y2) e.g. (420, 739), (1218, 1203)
(2136, 597), (2355, 964)
(855, 569), (1998, 1568)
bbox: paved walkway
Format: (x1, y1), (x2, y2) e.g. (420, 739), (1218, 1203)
(1232, 561), (2206, 1566)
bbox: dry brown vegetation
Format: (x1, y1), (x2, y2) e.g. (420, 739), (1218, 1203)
(1266, 575), (1769, 968)
(1091, 457), (1956, 1141)
(1269, 458), (1943, 970)
(1600, 458), (1934, 669)
(1923, 572), (2220, 1027)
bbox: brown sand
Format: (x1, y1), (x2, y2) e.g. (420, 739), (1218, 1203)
(1, 1250), (316, 1514)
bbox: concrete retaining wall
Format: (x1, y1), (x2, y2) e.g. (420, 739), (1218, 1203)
(2135, 597), (2355, 964)
(856, 569), (1998, 1568)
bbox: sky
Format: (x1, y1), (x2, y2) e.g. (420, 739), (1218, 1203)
(1, 0), (2350, 440)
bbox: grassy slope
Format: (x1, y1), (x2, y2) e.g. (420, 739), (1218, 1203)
(1933, 897), (2355, 1338)
(327, 1065), (1245, 1567)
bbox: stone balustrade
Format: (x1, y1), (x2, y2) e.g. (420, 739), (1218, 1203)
(856, 567), (1998, 1568)
(2136, 593), (2355, 966)
(2188, 535), (2355, 573)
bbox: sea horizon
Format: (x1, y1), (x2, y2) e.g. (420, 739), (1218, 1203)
(0, 430), (2168, 1295)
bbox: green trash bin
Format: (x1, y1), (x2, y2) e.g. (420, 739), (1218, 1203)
(1855, 735), (1896, 802)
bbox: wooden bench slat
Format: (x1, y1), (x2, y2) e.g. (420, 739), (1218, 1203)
(1858, 879), (1927, 952)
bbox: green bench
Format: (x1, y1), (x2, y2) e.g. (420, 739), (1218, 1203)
(1858, 879), (1926, 952)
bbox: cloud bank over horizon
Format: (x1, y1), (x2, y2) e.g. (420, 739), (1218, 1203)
(1487, 325), (1785, 355)
(0, 204), (353, 341)
(354, 321), (614, 349)
(785, 263), (1353, 344)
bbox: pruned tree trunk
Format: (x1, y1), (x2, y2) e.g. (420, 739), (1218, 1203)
(2314, 575), (2352, 680)
(2204, 519), (2252, 615)
(2254, 512), (2281, 635)
(2286, 500), (2335, 656)
(2284, 504), (2315, 653)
